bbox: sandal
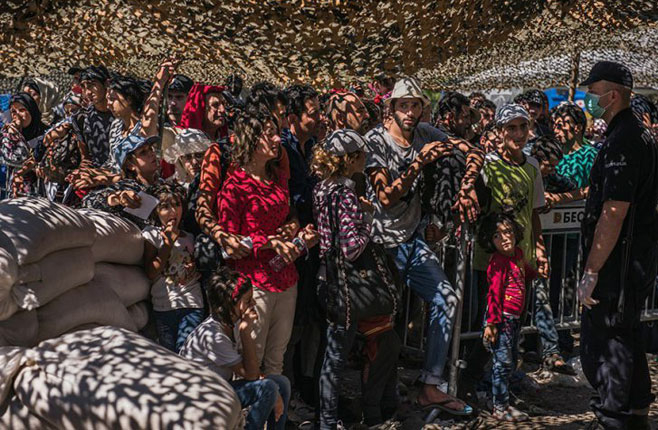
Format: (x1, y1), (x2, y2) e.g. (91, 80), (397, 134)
(416, 398), (473, 416)
(543, 353), (576, 375)
(492, 405), (529, 422)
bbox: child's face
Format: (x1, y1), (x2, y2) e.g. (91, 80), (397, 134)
(348, 150), (367, 174)
(493, 221), (516, 255)
(156, 196), (182, 227)
(235, 287), (255, 321)
(129, 144), (159, 178)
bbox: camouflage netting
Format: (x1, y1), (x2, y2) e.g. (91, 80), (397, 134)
(0, 0), (656, 90)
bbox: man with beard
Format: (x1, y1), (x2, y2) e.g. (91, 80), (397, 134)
(166, 74), (193, 127)
(366, 78), (483, 415)
(422, 91), (485, 239)
(435, 91), (479, 142)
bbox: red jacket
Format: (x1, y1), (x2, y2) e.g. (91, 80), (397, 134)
(485, 247), (536, 325)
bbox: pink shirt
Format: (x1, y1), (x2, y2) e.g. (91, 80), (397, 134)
(217, 165), (298, 293)
(485, 247), (536, 325)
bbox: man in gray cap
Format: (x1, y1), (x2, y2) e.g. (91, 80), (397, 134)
(365, 77), (483, 415)
(578, 61), (658, 430)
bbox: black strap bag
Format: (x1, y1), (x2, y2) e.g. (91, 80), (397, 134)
(319, 186), (401, 327)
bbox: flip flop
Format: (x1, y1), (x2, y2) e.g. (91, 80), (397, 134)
(417, 398), (474, 416)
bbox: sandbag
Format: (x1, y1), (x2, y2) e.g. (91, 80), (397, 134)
(12, 327), (243, 429)
(0, 397), (56, 430)
(0, 299), (18, 324)
(127, 301), (150, 330)
(79, 209), (145, 265)
(92, 263), (150, 307)
(12, 247), (95, 311)
(0, 248), (17, 319)
(0, 311), (38, 348)
(0, 346), (25, 406)
(36, 284), (136, 342)
(0, 198), (95, 265)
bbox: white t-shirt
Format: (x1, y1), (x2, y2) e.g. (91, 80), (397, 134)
(365, 122), (448, 247)
(142, 226), (204, 312)
(179, 317), (242, 381)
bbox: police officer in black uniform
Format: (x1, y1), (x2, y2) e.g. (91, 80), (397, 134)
(578, 61), (658, 430)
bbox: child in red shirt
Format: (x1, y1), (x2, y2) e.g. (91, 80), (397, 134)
(477, 212), (536, 423)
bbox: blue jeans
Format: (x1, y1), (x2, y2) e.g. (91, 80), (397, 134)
(154, 308), (205, 353)
(532, 279), (560, 358)
(387, 234), (456, 385)
(231, 375), (291, 430)
(486, 317), (521, 410)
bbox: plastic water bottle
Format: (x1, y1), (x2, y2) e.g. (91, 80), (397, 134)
(269, 237), (306, 272)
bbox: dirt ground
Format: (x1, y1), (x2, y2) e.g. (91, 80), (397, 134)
(328, 353), (658, 430)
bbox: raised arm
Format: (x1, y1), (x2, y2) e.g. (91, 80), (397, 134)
(140, 58), (178, 137)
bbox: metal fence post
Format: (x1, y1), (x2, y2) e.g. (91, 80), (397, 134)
(448, 224), (469, 396)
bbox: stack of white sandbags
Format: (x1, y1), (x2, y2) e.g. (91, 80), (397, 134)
(0, 327), (243, 429)
(0, 198), (152, 346)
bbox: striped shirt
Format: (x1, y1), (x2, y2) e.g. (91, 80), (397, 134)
(313, 176), (373, 262)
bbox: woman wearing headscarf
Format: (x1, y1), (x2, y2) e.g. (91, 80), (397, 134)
(178, 83), (229, 140)
(1, 92), (48, 197)
(23, 77), (64, 125)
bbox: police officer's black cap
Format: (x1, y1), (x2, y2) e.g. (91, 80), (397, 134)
(580, 61), (633, 89)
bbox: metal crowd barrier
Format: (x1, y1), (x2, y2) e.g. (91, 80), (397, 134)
(399, 201), (658, 395)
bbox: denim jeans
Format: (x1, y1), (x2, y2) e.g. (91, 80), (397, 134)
(486, 317), (521, 410)
(154, 308), (205, 353)
(548, 234), (579, 352)
(532, 279), (560, 358)
(231, 374), (291, 430)
(319, 323), (399, 429)
(387, 233), (456, 385)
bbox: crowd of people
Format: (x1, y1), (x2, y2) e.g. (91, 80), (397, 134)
(1, 58), (658, 430)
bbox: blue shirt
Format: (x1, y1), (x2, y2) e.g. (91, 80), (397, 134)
(281, 128), (317, 226)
